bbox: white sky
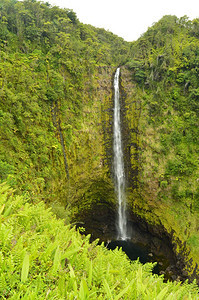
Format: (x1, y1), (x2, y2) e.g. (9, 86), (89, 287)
(48, 0), (199, 41)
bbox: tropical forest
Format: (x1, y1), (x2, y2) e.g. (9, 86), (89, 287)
(0, 0), (199, 298)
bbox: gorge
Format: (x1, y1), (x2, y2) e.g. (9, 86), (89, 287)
(0, 1), (199, 297)
(77, 66), (195, 283)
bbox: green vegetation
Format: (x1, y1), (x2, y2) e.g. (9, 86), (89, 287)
(1, 0), (199, 296)
(125, 15), (199, 275)
(0, 183), (199, 299)
(0, 0), (129, 210)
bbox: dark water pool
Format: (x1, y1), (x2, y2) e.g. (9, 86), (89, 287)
(107, 240), (164, 275)
(107, 240), (148, 263)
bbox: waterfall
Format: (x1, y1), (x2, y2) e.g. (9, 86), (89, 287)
(113, 68), (128, 240)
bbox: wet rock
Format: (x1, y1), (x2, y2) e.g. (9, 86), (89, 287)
(159, 271), (165, 275)
(75, 197), (199, 284)
(151, 237), (161, 251)
(171, 275), (177, 281)
(182, 270), (188, 277)
(176, 276), (181, 282)
(176, 261), (181, 268)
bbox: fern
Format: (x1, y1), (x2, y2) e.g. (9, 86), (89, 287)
(21, 252), (30, 283)
(0, 184), (198, 299)
(103, 279), (113, 299)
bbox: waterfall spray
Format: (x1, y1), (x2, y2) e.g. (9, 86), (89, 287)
(113, 68), (128, 240)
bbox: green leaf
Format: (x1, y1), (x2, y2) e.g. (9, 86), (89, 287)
(115, 279), (135, 300)
(156, 286), (169, 299)
(103, 279), (113, 300)
(52, 245), (61, 273)
(21, 253), (30, 282)
(88, 260), (93, 287)
(3, 204), (12, 217)
(79, 278), (89, 299)
(69, 264), (76, 278)
(61, 247), (81, 261)
(0, 204), (5, 215)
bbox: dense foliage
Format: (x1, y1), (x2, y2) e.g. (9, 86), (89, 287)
(126, 15), (199, 267)
(1, 0), (199, 294)
(0, 183), (199, 299)
(0, 0), (129, 207)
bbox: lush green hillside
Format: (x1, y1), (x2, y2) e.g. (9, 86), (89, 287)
(0, 183), (198, 299)
(1, 0), (199, 292)
(0, 0), (129, 212)
(125, 15), (199, 277)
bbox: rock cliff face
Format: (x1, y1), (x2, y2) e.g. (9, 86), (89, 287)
(71, 66), (198, 283)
